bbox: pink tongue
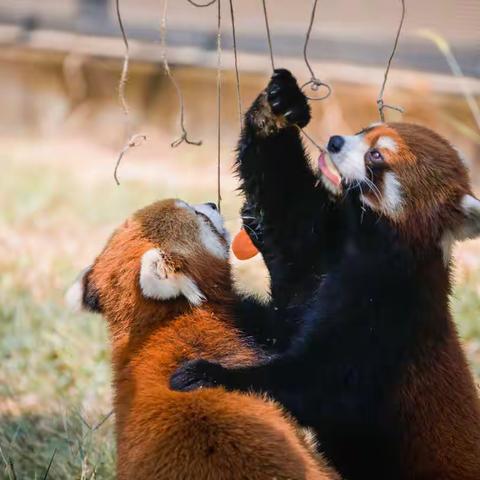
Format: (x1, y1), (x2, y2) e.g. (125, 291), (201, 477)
(318, 152), (342, 188)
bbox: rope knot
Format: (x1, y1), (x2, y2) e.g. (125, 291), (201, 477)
(377, 98), (405, 122)
(171, 131), (203, 148)
(302, 77), (332, 101)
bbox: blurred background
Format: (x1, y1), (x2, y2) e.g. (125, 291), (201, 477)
(0, 0), (479, 477)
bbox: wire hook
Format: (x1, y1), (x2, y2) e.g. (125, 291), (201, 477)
(377, 0), (406, 121)
(302, 0), (332, 101)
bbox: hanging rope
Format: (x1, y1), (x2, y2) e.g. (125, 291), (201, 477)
(186, 0), (223, 211)
(113, 0), (147, 185)
(186, 0), (216, 6)
(299, 127), (327, 153)
(161, 0), (202, 147)
(261, 0), (327, 153)
(260, 0), (274, 73)
(302, 0), (331, 101)
(114, 134), (147, 185)
(216, 0), (223, 211)
(377, 0), (406, 122)
(261, 0), (275, 71)
(116, 0), (130, 121)
(229, 0), (243, 125)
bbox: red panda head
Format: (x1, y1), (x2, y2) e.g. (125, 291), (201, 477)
(320, 122), (480, 252)
(66, 199), (231, 330)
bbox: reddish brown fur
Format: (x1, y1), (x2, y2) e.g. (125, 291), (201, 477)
(399, 329), (480, 479)
(390, 254), (480, 479)
(86, 199), (338, 480)
(360, 124), (480, 477)
(363, 123), (471, 247)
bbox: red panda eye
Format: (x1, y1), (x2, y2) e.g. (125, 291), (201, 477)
(366, 149), (384, 166)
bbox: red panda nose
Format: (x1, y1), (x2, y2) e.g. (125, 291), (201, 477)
(327, 135), (345, 154)
(205, 202), (218, 211)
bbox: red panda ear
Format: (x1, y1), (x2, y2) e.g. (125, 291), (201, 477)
(456, 194), (480, 240)
(65, 266), (101, 313)
(139, 248), (205, 306)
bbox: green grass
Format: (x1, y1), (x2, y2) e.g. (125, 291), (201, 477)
(0, 151), (157, 478)
(0, 142), (243, 479)
(452, 280), (480, 379)
(1, 142), (479, 479)
(0, 281), (115, 478)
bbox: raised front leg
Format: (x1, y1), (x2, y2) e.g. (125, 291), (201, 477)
(238, 69), (314, 255)
(237, 70), (334, 300)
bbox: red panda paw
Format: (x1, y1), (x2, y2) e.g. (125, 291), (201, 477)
(267, 69), (311, 128)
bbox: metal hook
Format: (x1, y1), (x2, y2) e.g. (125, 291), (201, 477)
(301, 78), (332, 101)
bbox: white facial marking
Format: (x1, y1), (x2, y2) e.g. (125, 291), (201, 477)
(140, 248), (206, 306)
(194, 203), (230, 259)
(175, 200), (230, 259)
(194, 203), (227, 238)
(198, 221), (228, 259)
(382, 172), (403, 216)
(328, 134), (404, 219)
(329, 135), (368, 182)
(65, 266), (90, 312)
(376, 136), (398, 153)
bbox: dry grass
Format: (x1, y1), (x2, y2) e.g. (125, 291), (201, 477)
(0, 131), (478, 478)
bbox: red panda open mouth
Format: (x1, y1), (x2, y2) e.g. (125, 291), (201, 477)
(318, 152), (342, 194)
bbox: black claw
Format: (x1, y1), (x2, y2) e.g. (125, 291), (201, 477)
(270, 102), (287, 116)
(267, 86), (281, 98)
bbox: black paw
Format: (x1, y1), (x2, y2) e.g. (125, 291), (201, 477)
(267, 69), (311, 128)
(170, 359), (223, 392)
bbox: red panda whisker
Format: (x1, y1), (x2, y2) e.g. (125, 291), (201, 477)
(243, 222), (260, 241)
(363, 176), (383, 205)
(357, 181), (367, 224)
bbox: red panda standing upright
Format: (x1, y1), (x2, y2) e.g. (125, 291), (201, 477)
(171, 70), (480, 480)
(67, 199), (339, 480)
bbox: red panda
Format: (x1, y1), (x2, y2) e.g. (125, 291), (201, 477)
(321, 122), (479, 251)
(322, 122), (480, 478)
(169, 70), (480, 480)
(66, 198), (339, 480)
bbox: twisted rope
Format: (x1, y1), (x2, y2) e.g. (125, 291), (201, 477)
(377, 0), (406, 121)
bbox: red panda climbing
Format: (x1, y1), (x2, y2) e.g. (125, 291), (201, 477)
(66, 199), (339, 480)
(170, 70), (480, 480)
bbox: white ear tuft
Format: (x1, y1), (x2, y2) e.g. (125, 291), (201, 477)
(139, 249), (205, 306)
(453, 146), (471, 169)
(456, 194), (480, 240)
(65, 266), (90, 312)
(176, 275), (206, 306)
(140, 249), (178, 300)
